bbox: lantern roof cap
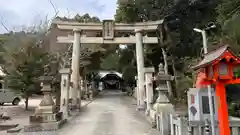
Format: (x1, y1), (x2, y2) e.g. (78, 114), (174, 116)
(192, 45), (240, 70)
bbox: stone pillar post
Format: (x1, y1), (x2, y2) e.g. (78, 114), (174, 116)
(59, 68), (71, 120)
(77, 76), (83, 109)
(85, 79), (88, 92)
(144, 67), (155, 115)
(135, 29), (145, 110)
(70, 28), (81, 109)
(80, 76), (85, 100)
(134, 76), (138, 100)
(91, 81), (95, 89)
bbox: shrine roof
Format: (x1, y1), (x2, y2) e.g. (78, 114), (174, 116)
(192, 45), (233, 70)
(98, 71), (123, 79)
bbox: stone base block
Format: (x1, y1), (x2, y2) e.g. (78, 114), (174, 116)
(23, 119), (67, 132)
(30, 112), (62, 123)
(68, 98), (81, 110)
(136, 106), (145, 111)
(155, 113), (170, 134)
(149, 109), (157, 128)
(69, 104), (80, 110)
(35, 106), (56, 114)
(0, 124), (18, 132)
(149, 109), (156, 120)
(145, 109), (150, 116)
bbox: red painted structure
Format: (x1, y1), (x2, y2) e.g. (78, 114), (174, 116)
(194, 69), (207, 88)
(192, 45), (240, 135)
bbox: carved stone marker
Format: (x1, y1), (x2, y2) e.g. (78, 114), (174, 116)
(59, 68), (71, 120)
(144, 67), (155, 116)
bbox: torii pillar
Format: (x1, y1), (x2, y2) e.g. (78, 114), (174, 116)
(70, 28), (81, 109)
(135, 29), (145, 110)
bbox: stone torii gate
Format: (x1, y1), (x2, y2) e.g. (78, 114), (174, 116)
(51, 19), (164, 110)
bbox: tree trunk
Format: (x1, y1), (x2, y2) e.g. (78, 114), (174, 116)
(172, 58), (178, 86)
(172, 57), (179, 98)
(25, 97), (29, 110)
(161, 48), (173, 96)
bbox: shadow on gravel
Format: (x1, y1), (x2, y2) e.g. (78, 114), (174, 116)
(60, 102), (91, 129)
(97, 90), (126, 99)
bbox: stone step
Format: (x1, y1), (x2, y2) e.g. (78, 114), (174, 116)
(7, 126), (22, 133)
(0, 123), (18, 129)
(0, 123), (19, 133)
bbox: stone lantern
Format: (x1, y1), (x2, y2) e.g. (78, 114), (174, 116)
(26, 65), (63, 132)
(153, 63), (175, 134)
(30, 67), (61, 123)
(154, 63), (174, 108)
(59, 68), (71, 120)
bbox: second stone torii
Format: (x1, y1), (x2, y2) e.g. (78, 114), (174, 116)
(51, 19), (165, 110)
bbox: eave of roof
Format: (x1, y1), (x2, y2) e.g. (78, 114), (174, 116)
(98, 71), (123, 79)
(192, 45), (229, 70)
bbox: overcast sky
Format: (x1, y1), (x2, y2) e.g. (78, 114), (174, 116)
(0, 0), (117, 33)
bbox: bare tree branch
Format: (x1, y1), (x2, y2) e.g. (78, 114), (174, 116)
(66, 8), (71, 18)
(228, 5), (240, 17)
(0, 14), (10, 32)
(47, 0), (59, 18)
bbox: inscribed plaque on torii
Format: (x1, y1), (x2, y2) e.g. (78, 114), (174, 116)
(102, 20), (114, 40)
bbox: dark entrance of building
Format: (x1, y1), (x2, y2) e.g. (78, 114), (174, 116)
(100, 73), (124, 90)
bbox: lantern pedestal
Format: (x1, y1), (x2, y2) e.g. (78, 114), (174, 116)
(153, 89), (174, 134)
(32, 76), (60, 123)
